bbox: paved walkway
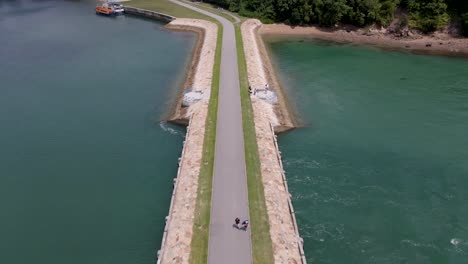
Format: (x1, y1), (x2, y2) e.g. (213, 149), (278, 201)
(168, 1), (252, 263)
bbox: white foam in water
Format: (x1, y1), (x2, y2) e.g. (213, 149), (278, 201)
(159, 121), (183, 137)
(401, 239), (439, 250)
(451, 238), (461, 246)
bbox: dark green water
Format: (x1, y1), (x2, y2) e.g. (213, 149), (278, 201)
(268, 39), (468, 263)
(0, 1), (194, 263)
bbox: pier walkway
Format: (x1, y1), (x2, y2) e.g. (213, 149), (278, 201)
(168, 0), (252, 263)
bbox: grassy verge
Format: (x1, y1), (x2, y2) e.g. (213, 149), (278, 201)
(181, 0), (239, 23)
(188, 23), (223, 264)
(126, 0), (215, 22)
(235, 25), (274, 264)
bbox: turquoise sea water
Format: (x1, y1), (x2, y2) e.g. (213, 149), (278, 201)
(268, 39), (468, 263)
(0, 1), (194, 263)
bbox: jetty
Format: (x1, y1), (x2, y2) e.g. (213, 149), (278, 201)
(165, 1), (253, 263)
(123, 6), (175, 22)
(125, 0), (305, 263)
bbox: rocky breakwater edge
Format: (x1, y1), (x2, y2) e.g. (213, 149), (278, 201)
(158, 18), (217, 263)
(260, 23), (468, 57)
(242, 19), (306, 264)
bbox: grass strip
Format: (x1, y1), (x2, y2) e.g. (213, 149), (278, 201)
(181, 0), (239, 23)
(126, 0), (216, 22)
(189, 23), (223, 264)
(235, 25), (275, 264)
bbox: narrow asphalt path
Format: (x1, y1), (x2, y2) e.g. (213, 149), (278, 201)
(168, 1), (252, 263)
(222, 10), (241, 24)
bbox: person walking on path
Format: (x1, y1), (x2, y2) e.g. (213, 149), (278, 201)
(234, 217), (240, 229)
(241, 220), (249, 231)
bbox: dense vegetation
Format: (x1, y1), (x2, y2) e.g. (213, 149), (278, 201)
(206, 0), (468, 36)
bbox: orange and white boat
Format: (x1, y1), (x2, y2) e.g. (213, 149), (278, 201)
(96, 1), (124, 16)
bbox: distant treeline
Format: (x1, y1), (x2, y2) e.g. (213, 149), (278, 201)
(206, 0), (468, 36)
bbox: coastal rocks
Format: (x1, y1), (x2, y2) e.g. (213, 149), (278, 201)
(182, 88), (204, 107)
(387, 23), (414, 38)
(166, 18), (217, 119)
(242, 19), (304, 263)
(158, 18), (217, 264)
(159, 105), (208, 264)
(244, 20), (297, 130)
(259, 23), (468, 57)
(242, 20), (268, 90)
(254, 88), (278, 104)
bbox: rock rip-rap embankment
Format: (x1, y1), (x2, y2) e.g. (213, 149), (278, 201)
(242, 19), (298, 132)
(259, 23), (468, 57)
(241, 19), (305, 263)
(166, 19), (217, 123)
(159, 18), (217, 264)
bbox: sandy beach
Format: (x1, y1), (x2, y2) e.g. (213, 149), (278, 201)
(260, 24), (468, 57)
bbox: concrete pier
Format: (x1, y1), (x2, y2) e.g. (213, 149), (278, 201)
(127, 3), (306, 263)
(242, 19), (306, 263)
(123, 7), (175, 22)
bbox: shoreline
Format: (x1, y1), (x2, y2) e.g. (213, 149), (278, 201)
(158, 18), (217, 264)
(164, 24), (204, 125)
(255, 22), (468, 264)
(260, 24), (468, 58)
(255, 25), (302, 132)
(249, 20), (468, 264)
(135, 16), (216, 263)
(165, 19), (217, 124)
(242, 19), (305, 263)
(124, 7), (212, 125)
(241, 20), (301, 133)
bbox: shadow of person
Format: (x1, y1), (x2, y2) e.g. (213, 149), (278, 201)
(232, 224), (239, 229)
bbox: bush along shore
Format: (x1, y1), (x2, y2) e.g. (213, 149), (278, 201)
(202, 0), (468, 37)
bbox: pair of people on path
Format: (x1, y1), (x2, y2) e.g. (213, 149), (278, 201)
(248, 85), (256, 95)
(235, 217), (249, 230)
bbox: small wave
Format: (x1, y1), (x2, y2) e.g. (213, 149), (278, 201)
(450, 238), (468, 247)
(451, 238), (461, 246)
(448, 238), (468, 254)
(292, 191), (319, 201)
(383, 199), (400, 207)
(284, 158), (322, 169)
(310, 222), (345, 241)
(316, 189), (360, 206)
(401, 239), (439, 251)
(360, 185), (389, 194)
(159, 121), (184, 137)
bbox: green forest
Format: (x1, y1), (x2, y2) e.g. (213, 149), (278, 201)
(205, 0), (468, 36)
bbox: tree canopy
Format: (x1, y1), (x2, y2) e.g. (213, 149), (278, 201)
(205, 0), (468, 36)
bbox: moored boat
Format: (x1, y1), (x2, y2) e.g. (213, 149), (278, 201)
(95, 1), (124, 16)
(108, 2), (124, 15)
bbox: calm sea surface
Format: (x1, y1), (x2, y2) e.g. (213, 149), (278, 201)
(268, 39), (468, 264)
(0, 1), (194, 263)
